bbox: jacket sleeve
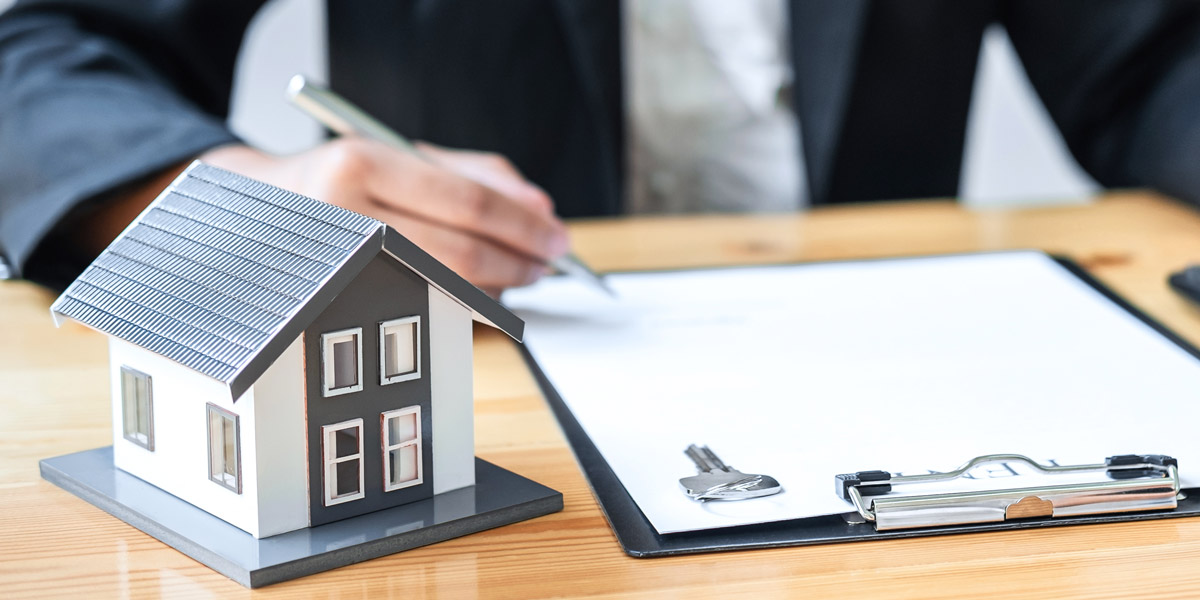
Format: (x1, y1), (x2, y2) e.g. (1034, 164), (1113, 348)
(1004, 0), (1200, 206)
(0, 0), (266, 288)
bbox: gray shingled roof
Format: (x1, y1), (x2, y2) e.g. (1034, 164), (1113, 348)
(51, 162), (523, 400)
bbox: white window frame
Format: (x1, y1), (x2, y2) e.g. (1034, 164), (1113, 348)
(321, 327), (364, 397)
(206, 404), (241, 494)
(120, 366), (154, 451)
(379, 316), (422, 385)
(381, 406), (423, 492)
(322, 418), (365, 506)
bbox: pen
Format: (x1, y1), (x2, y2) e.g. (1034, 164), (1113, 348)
(286, 74), (615, 297)
(1169, 265), (1200, 307)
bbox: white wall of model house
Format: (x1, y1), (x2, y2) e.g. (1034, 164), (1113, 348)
(109, 336), (309, 538)
(428, 285), (476, 494)
(247, 337), (309, 536)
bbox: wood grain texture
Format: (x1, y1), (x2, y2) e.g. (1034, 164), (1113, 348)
(6, 192), (1200, 599)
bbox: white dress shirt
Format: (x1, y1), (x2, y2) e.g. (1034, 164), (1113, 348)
(625, 0), (806, 214)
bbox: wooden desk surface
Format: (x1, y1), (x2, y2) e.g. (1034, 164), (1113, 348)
(5, 193), (1200, 599)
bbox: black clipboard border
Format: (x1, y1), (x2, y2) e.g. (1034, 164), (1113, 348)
(519, 251), (1200, 557)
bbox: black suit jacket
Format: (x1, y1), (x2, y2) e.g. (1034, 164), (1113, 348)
(2, 0), (1199, 288)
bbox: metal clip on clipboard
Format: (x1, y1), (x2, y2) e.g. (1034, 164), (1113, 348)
(835, 454), (1182, 531)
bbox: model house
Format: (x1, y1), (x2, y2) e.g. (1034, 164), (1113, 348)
(49, 162), (524, 539)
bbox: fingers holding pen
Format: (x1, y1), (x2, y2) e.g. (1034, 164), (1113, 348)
(200, 139), (565, 293)
(276, 79), (568, 292)
(324, 137), (570, 263)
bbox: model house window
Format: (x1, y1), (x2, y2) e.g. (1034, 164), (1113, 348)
(120, 366), (154, 450)
(323, 419), (365, 505)
(381, 407), (423, 491)
(379, 316), (421, 385)
(322, 327), (363, 397)
(206, 404), (241, 493)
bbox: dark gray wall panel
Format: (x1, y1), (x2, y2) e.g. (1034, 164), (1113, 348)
(304, 253), (433, 527)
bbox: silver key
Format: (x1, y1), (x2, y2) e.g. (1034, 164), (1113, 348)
(679, 444), (783, 501)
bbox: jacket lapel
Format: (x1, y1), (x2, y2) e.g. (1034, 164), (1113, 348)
(552, 0), (624, 214)
(788, 0), (868, 205)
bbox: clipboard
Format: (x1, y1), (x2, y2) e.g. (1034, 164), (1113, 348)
(520, 256), (1200, 557)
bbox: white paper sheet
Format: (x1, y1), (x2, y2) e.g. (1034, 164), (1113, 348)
(503, 251), (1200, 534)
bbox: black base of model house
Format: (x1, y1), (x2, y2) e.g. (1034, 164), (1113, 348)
(40, 446), (563, 588)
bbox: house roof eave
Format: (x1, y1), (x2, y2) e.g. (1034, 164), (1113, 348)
(381, 227), (524, 342)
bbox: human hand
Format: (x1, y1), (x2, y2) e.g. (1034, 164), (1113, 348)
(200, 139), (568, 296)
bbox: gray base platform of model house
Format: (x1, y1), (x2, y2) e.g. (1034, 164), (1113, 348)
(41, 447), (563, 588)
